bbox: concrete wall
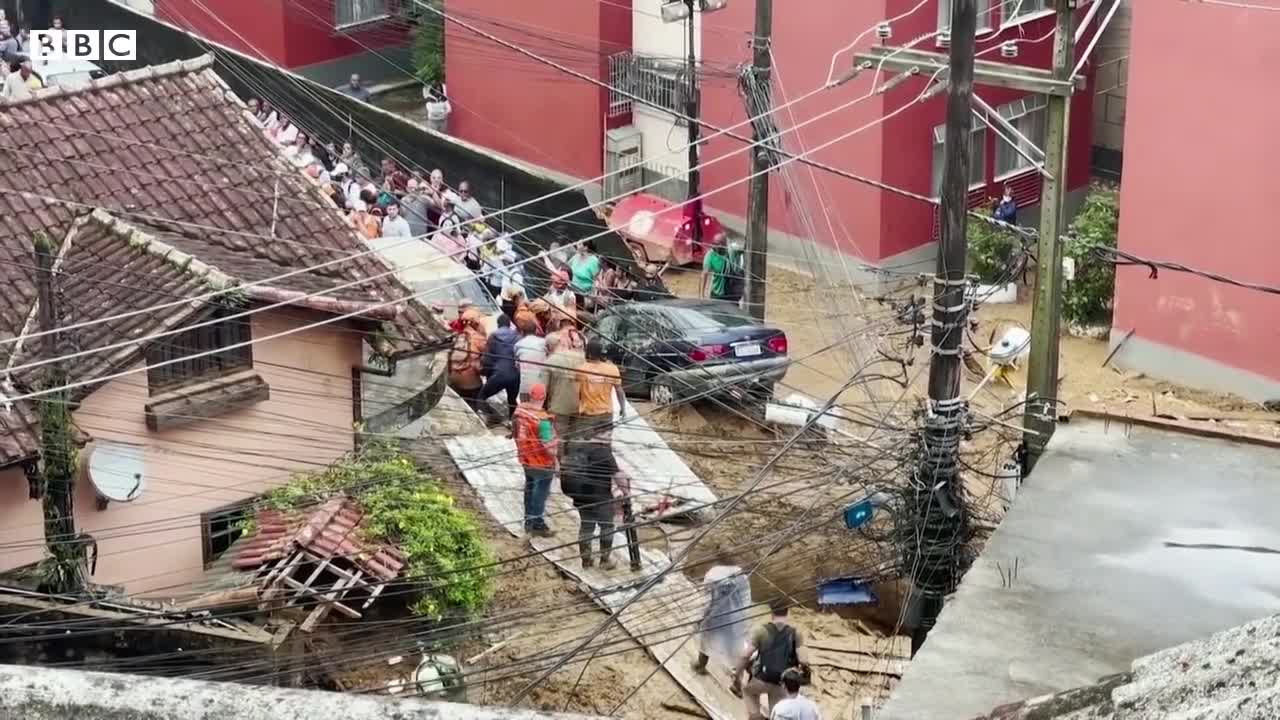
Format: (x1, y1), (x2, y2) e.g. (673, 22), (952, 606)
(0, 310), (361, 596)
(444, 0), (628, 181)
(0, 664), (605, 720)
(1110, 0), (1280, 402)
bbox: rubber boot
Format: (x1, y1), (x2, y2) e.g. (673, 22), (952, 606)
(599, 551), (618, 571)
(579, 539), (594, 568)
(691, 652), (710, 676)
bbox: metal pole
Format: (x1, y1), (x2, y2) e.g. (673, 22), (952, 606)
(33, 231), (85, 594)
(685, 0), (703, 254)
(744, 0), (773, 321)
(911, 0), (977, 655)
(1023, 0), (1075, 469)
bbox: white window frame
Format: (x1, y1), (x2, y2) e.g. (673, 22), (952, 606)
(999, 0), (1052, 27)
(932, 124), (987, 198)
(938, 0), (993, 32)
(993, 94), (1047, 179)
(335, 0), (390, 30)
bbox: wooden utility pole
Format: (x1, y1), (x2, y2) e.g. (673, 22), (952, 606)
(33, 231), (85, 594)
(683, 0), (704, 255)
(1022, 0), (1076, 469)
(744, 0), (773, 321)
(910, 0), (977, 654)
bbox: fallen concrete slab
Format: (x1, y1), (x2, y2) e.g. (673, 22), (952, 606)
(444, 433), (741, 720)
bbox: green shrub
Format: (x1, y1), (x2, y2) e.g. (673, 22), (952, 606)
(1063, 186), (1120, 325)
(967, 205), (1020, 284)
(412, 2), (445, 87)
(256, 442), (493, 619)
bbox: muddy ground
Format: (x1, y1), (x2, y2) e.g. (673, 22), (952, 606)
(334, 262), (1274, 718)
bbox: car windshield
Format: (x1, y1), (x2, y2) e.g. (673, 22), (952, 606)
(415, 275), (496, 312)
(45, 71), (97, 89)
(657, 304), (755, 334)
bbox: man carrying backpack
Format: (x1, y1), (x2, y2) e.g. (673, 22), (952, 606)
(731, 598), (809, 720)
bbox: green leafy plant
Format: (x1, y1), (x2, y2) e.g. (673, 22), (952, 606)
(967, 204), (1020, 284)
(258, 442), (493, 618)
(412, 1), (445, 87)
(1063, 186), (1120, 326)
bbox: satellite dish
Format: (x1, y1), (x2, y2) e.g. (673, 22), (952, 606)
(87, 441), (145, 504)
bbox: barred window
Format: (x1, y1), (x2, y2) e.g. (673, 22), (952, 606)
(336, 0), (389, 28)
(609, 52), (687, 119)
(145, 308), (253, 394)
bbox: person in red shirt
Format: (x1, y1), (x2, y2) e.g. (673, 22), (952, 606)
(512, 383), (558, 537)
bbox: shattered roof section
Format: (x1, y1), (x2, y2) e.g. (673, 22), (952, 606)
(0, 55), (440, 364)
(973, 613), (1280, 720)
(231, 497), (406, 582)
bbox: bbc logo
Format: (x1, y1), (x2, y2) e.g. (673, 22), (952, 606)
(30, 30), (137, 62)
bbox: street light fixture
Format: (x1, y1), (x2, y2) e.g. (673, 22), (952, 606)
(660, 0), (728, 22)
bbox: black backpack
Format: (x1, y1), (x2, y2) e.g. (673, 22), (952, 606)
(754, 623), (798, 684)
(723, 248), (745, 302)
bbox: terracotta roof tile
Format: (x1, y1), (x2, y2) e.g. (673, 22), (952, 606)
(230, 497), (405, 582)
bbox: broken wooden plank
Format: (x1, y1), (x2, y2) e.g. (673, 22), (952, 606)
(805, 648), (908, 676)
(808, 634), (911, 659)
(299, 571), (363, 632)
(662, 701), (711, 718)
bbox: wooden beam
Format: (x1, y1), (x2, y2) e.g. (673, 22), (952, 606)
(853, 46), (1082, 96)
(807, 634), (912, 659)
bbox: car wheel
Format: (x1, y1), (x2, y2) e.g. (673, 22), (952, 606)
(649, 379), (676, 407)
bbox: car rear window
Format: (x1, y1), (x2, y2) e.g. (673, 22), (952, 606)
(658, 305), (754, 333)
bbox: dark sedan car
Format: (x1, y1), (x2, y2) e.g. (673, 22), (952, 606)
(588, 298), (789, 406)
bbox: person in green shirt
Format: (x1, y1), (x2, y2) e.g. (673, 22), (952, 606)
(568, 240), (602, 306)
(701, 242), (730, 300)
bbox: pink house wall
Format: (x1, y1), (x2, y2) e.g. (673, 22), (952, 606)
(1112, 1), (1280, 393)
(0, 310), (362, 597)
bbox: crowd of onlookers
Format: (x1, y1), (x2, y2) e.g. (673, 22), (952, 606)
(0, 13), (59, 101)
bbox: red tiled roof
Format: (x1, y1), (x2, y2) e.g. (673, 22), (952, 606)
(231, 497), (406, 583)
(0, 55), (445, 466)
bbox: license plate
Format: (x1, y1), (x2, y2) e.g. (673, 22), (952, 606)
(735, 343), (762, 358)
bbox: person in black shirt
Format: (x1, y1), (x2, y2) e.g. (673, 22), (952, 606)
(561, 442), (638, 571)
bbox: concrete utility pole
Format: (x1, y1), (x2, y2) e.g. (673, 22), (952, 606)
(744, 0), (773, 321)
(1022, 0), (1076, 469)
(33, 231), (86, 594)
(909, 0), (977, 655)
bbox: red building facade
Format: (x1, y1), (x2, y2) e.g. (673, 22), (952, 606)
(156, 0), (411, 83)
(446, 0), (1099, 267)
(1110, 1), (1280, 402)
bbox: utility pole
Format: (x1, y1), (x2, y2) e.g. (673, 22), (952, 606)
(683, 0), (704, 256)
(743, 0), (773, 321)
(1022, 0), (1075, 469)
(33, 231), (85, 594)
(909, 0), (977, 655)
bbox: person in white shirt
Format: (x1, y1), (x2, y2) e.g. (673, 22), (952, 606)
(768, 669), (820, 720)
(446, 180), (484, 222)
(288, 132), (316, 168)
(514, 323), (547, 400)
(424, 83), (452, 133)
(380, 201), (412, 238)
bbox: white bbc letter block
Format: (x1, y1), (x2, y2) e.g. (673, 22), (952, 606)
(30, 30), (63, 61)
(67, 30), (100, 61)
(103, 30), (137, 61)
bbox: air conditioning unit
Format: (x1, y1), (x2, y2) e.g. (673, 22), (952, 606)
(937, 31), (951, 49)
(605, 126), (644, 198)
